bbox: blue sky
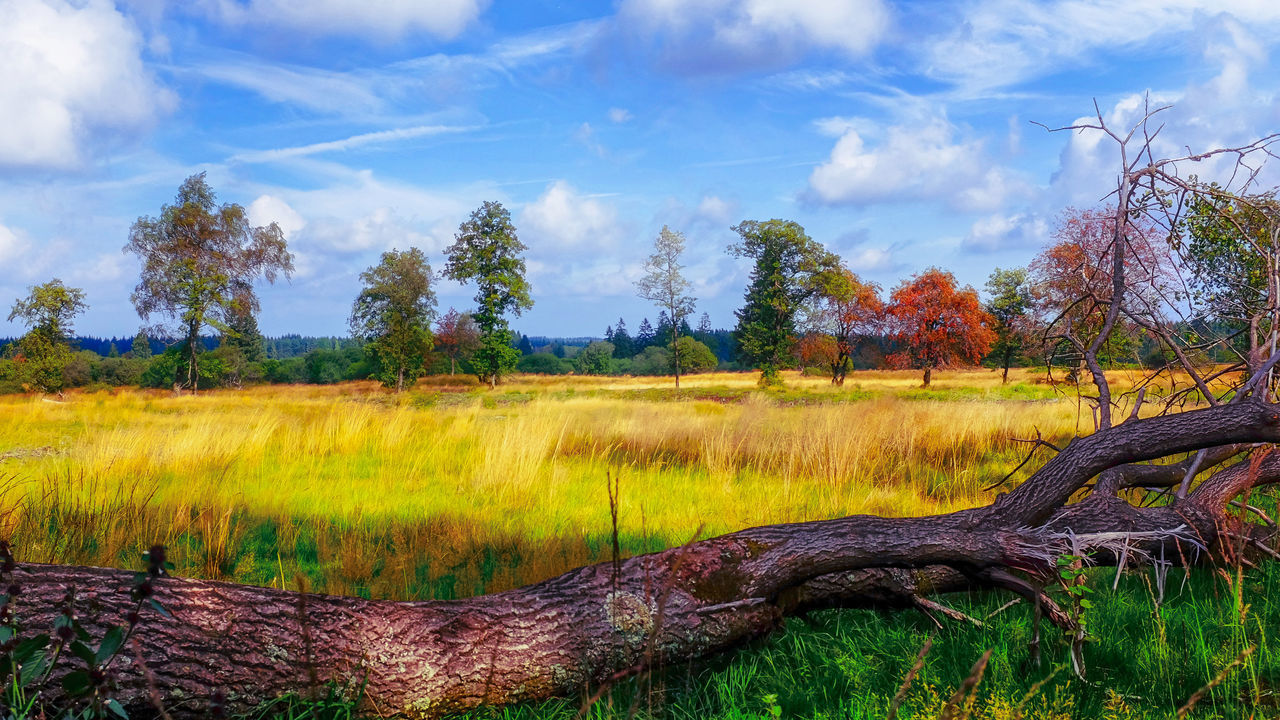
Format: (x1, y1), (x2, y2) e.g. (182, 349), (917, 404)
(2, 0), (1279, 338)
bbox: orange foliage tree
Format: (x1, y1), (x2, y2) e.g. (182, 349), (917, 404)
(888, 268), (995, 387)
(803, 268), (884, 385)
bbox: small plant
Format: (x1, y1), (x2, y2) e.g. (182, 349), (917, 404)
(1, 542), (173, 719)
(1054, 552), (1093, 679)
(761, 692), (782, 719)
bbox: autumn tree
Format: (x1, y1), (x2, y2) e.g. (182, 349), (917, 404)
(804, 267), (883, 385)
(445, 201), (533, 389)
(5, 279), (87, 394)
(349, 248), (437, 391)
(888, 268), (995, 387)
(729, 219), (838, 386)
(434, 308), (481, 375)
(125, 173), (292, 392)
(1029, 208), (1170, 382)
(984, 267), (1035, 383)
(636, 226), (696, 388)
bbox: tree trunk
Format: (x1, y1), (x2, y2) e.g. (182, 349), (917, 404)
(922, 367), (932, 387)
(11, 400), (1280, 718)
(673, 327), (681, 390)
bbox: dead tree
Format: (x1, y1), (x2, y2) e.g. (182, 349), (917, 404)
(5, 101), (1280, 718)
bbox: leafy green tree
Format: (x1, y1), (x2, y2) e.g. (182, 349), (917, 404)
(673, 336), (717, 373)
(984, 267), (1035, 384)
(637, 226), (697, 388)
(445, 201), (533, 389)
(6, 279), (87, 394)
(729, 219), (838, 386)
(575, 341), (615, 375)
(130, 332), (152, 359)
(125, 173), (292, 392)
(349, 248), (437, 391)
(1179, 188), (1280, 371)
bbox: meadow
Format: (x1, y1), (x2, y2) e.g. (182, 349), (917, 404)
(1, 368), (1273, 718)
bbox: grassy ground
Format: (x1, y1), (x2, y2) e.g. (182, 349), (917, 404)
(1, 368), (1273, 717)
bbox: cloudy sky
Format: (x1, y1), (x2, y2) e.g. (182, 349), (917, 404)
(2, 0), (1279, 338)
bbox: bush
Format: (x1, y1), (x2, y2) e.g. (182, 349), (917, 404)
(518, 352), (570, 375)
(264, 358), (307, 384)
(674, 336), (717, 373)
(631, 346), (672, 375)
(575, 341), (615, 375)
(140, 348), (182, 388)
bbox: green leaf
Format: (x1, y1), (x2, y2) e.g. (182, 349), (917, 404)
(62, 670), (92, 696)
(96, 626), (125, 664)
(13, 634), (50, 665)
(69, 640), (95, 665)
(106, 698), (129, 719)
(149, 598), (172, 619)
(1079, 598), (1094, 609)
(19, 653), (49, 687)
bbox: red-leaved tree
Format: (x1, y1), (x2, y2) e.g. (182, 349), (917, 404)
(434, 307), (481, 375)
(888, 268), (995, 387)
(1030, 207), (1171, 375)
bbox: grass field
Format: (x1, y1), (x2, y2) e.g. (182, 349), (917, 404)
(1, 368), (1274, 718)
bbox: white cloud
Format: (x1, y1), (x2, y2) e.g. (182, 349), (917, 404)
(0, 222), (29, 266)
(0, 0), (171, 169)
(521, 181), (621, 253)
(193, 62), (385, 114)
(845, 246), (898, 273)
(1047, 21), (1280, 209)
(695, 196), (736, 226)
(807, 112), (1025, 211)
(962, 212), (1049, 253)
(619, 0), (890, 72)
(206, 0), (490, 40)
(608, 108), (633, 123)
(923, 0), (1280, 93)
(248, 195), (307, 238)
(231, 125), (475, 164)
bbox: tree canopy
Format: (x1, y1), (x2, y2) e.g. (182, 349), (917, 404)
(5, 279), (87, 394)
(124, 173), (292, 392)
(804, 267), (883, 385)
(888, 268), (995, 387)
(729, 219), (838, 386)
(636, 226), (696, 388)
(984, 267), (1035, 384)
(444, 201), (533, 389)
(349, 248), (437, 391)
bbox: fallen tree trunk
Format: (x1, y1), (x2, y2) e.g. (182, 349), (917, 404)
(7, 399), (1280, 717)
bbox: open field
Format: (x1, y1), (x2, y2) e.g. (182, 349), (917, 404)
(2, 368), (1274, 718)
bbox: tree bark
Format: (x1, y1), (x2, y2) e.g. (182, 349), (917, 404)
(10, 400), (1280, 718)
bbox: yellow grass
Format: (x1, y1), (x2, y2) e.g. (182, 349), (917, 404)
(0, 368), (1164, 599)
